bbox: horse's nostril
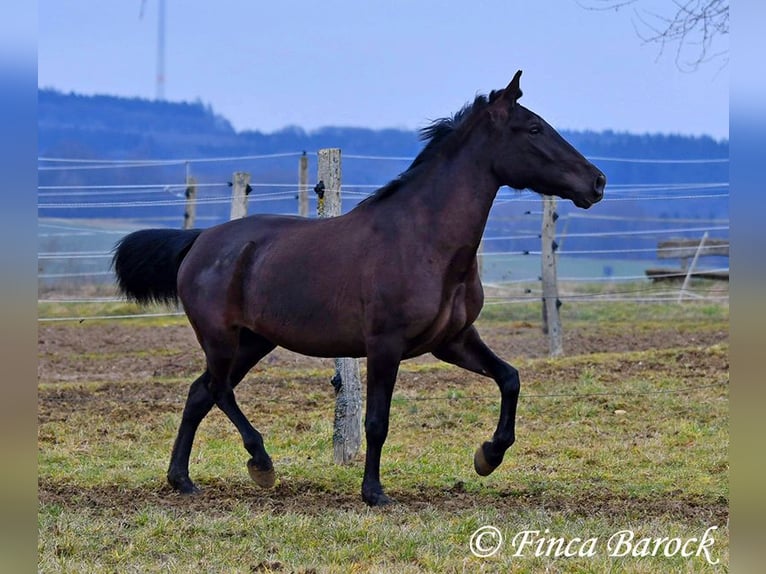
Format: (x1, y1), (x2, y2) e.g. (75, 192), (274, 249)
(594, 173), (606, 196)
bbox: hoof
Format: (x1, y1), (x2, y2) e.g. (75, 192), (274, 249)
(474, 444), (499, 477)
(247, 459), (276, 489)
(363, 491), (395, 507)
(168, 475), (201, 495)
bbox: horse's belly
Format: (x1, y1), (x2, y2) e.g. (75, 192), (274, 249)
(404, 284), (475, 357)
(249, 310), (367, 359)
(273, 333), (367, 359)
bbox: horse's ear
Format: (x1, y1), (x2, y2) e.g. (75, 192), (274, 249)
(500, 70), (521, 105)
(503, 70), (523, 104)
(489, 70), (523, 124)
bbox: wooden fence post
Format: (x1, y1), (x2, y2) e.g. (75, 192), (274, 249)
(230, 171), (251, 220)
(317, 148), (342, 217)
(316, 148), (363, 465)
(541, 195), (563, 356)
(298, 151), (309, 217)
(183, 162), (197, 229)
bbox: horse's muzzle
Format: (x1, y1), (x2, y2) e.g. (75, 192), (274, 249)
(593, 172), (606, 201)
(576, 172), (606, 208)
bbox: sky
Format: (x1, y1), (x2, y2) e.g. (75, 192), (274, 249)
(37, 0), (729, 140)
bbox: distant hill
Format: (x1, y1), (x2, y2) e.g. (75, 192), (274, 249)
(38, 89), (423, 165)
(38, 89), (729, 260)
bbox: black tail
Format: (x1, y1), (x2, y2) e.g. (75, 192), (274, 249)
(112, 228), (203, 305)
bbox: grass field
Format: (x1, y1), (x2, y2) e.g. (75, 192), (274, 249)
(38, 290), (729, 572)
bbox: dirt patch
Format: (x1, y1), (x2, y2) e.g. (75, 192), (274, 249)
(38, 345), (728, 427)
(38, 476), (727, 525)
(38, 321), (728, 387)
(38, 320), (729, 427)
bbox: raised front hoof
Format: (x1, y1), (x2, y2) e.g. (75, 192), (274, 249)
(473, 444), (501, 477)
(247, 459), (276, 489)
(168, 474), (201, 495)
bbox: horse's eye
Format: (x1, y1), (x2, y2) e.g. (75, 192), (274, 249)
(529, 125), (541, 135)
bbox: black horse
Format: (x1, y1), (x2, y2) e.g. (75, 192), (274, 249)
(113, 71), (606, 506)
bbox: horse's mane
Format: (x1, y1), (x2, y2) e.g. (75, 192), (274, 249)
(361, 89), (503, 204)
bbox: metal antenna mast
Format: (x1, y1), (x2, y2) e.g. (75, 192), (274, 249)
(139, 0), (166, 101)
(156, 0), (166, 100)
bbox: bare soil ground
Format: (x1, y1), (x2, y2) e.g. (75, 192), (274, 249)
(37, 320), (727, 385)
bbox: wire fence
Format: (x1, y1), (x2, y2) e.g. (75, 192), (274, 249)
(37, 150), (729, 320)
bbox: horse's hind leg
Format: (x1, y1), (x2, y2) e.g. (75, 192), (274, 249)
(166, 329), (276, 493)
(167, 369), (214, 493)
(432, 325), (520, 476)
(205, 329), (278, 489)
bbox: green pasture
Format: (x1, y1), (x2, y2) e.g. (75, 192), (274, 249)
(38, 293), (728, 572)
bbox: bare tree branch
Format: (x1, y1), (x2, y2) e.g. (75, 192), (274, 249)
(578, 0), (729, 71)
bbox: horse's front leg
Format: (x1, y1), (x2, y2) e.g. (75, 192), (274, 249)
(433, 325), (520, 476)
(361, 337), (402, 506)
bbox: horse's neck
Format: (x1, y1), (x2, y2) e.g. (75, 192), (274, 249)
(401, 148), (500, 254)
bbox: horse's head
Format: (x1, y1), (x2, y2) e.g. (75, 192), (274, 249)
(486, 70), (606, 208)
